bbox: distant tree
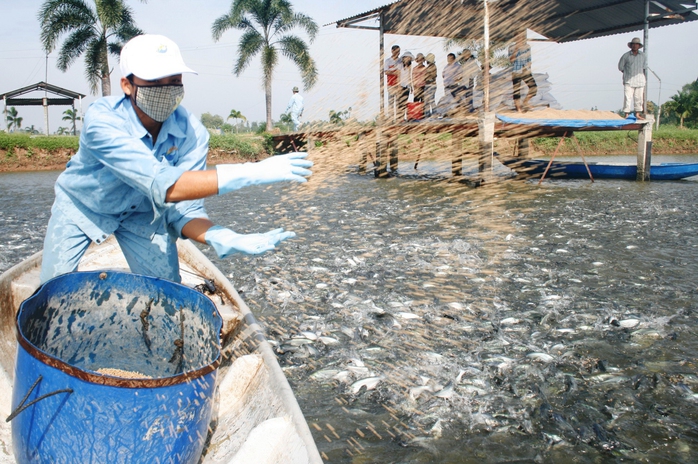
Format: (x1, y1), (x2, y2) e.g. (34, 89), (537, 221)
(662, 78), (698, 128)
(212, 0), (319, 131)
(201, 112), (225, 130)
(38, 0), (144, 96)
(227, 109), (247, 133)
(62, 108), (82, 135)
(6, 107), (22, 132)
(444, 38), (510, 70)
(664, 90), (694, 129)
(24, 125), (41, 135)
(56, 126), (70, 135)
(329, 107), (351, 125)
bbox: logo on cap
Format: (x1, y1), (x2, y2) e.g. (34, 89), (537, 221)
(157, 44), (168, 53)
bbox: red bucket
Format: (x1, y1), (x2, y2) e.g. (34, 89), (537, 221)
(407, 102), (423, 121)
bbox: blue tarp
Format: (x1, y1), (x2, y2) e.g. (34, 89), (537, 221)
(496, 113), (636, 128)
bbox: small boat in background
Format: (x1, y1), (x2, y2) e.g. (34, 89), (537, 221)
(495, 153), (698, 181)
(0, 237), (323, 463)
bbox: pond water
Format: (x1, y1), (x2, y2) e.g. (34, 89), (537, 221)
(1, 154), (698, 463)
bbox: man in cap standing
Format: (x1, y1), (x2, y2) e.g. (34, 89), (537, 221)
(285, 86), (304, 131)
(618, 37), (647, 119)
(423, 53), (438, 116)
(40, 34), (313, 283)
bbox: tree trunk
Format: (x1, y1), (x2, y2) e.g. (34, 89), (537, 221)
(100, 42), (111, 97)
(265, 79), (273, 132)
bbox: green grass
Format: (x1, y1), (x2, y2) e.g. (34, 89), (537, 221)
(532, 125), (698, 154)
(0, 133), (79, 151)
(208, 133), (264, 158)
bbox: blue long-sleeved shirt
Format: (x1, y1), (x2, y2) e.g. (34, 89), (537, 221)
(53, 95), (210, 245)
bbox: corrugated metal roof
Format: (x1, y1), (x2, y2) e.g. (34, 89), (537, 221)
(333, 0), (698, 43)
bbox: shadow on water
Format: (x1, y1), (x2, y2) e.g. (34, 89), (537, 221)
(2, 155), (698, 463)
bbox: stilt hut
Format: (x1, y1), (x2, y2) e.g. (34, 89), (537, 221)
(331, 0), (698, 181)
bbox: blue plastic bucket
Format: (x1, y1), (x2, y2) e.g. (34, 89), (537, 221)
(10, 270), (222, 463)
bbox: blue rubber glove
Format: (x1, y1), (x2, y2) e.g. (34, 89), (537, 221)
(216, 152), (313, 195)
(205, 225), (296, 258)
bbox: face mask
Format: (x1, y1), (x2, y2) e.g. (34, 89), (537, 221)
(132, 84), (184, 122)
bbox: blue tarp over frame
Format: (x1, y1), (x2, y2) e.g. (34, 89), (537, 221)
(496, 113), (639, 128)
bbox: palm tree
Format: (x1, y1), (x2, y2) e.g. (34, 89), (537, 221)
(664, 90), (695, 129)
(56, 126), (70, 135)
(6, 107), (22, 132)
(38, 0), (144, 96)
(227, 109), (247, 133)
(212, 0), (318, 131)
(62, 108), (82, 135)
(63, 108), (82, 135)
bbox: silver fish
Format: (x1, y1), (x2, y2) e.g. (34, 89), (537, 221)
(351, 376), (383, 394)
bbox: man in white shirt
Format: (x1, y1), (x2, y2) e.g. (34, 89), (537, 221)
(285, 86), (304, 131)
(618, 37), (647, 119)
(397, 51), (414, 121)
(384, 45), (401, 121)
(442, 53), (462, 96)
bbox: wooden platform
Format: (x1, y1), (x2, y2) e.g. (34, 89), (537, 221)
(270, 111), (654, 181)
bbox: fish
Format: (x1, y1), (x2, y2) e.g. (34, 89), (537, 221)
(527, 352), (555, 363)
(351, 376), (383, 394)
(432, 381), (455, 398)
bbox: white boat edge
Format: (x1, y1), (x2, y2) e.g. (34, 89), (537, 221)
(0, 237), (324, 463)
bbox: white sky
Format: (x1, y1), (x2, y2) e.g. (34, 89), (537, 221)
(2, 0), (698, 132)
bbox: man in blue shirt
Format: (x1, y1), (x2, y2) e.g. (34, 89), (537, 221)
(40, 34), (313, 283)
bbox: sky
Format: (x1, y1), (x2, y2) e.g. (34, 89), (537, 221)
(2, 0), (698, 133)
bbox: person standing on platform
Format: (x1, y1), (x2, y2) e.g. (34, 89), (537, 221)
(442, 53), (462, 96)
(509, 32), (537, 112)
(459, 49), (480, 112)
(39, 34), (313, 284)
(424, 53), (438, 116)
(412, 53), (427, 103)
(618, 37), (647, 119)
(397, 51), (414, 121)
(384, 45), (401, 122)
(285, 86), (304, 131)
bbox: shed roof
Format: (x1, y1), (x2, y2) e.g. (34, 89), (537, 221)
(334, 0), (698, 43)
(1, 81), (86, 106)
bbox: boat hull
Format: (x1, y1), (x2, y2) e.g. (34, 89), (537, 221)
(0, 238), (323, 464)
(497, 156), (698, 180)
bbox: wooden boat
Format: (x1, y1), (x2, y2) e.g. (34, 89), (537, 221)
(496, 154), (698, 180)
(0, 236), (323, 463)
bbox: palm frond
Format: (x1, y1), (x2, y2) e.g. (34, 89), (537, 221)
(260, 44), (277, 85)
(38, 0), (96, 52)
(56, 26), (96, 71)
(234, 29), (265, 76)
(84, 37), (109, 95)
(278, 35), (317, 89)
(274, 12), (317, 42)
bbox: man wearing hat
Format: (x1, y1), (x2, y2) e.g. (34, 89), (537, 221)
(40, 34), (313, 283)
(285, 86), (304, 131)
(618, 37), (647, 119)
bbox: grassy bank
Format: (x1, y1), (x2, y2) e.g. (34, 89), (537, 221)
(532, 125), (698, 156)
(0, 132), (267, 172)
(1, 126), (697, 172)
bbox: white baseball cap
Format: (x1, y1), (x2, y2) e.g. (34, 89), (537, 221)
(120, 34), (197, 80)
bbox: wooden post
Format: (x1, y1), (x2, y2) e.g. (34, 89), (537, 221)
(637, 116), (653, 181)
(517, 138), (530, 158)
(452, 130), (463, 176)
(478, 112), (495, 175)
(375, 139), (388, 178)
(389, 133), (399, 173)
(358, 132), (367, 174)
